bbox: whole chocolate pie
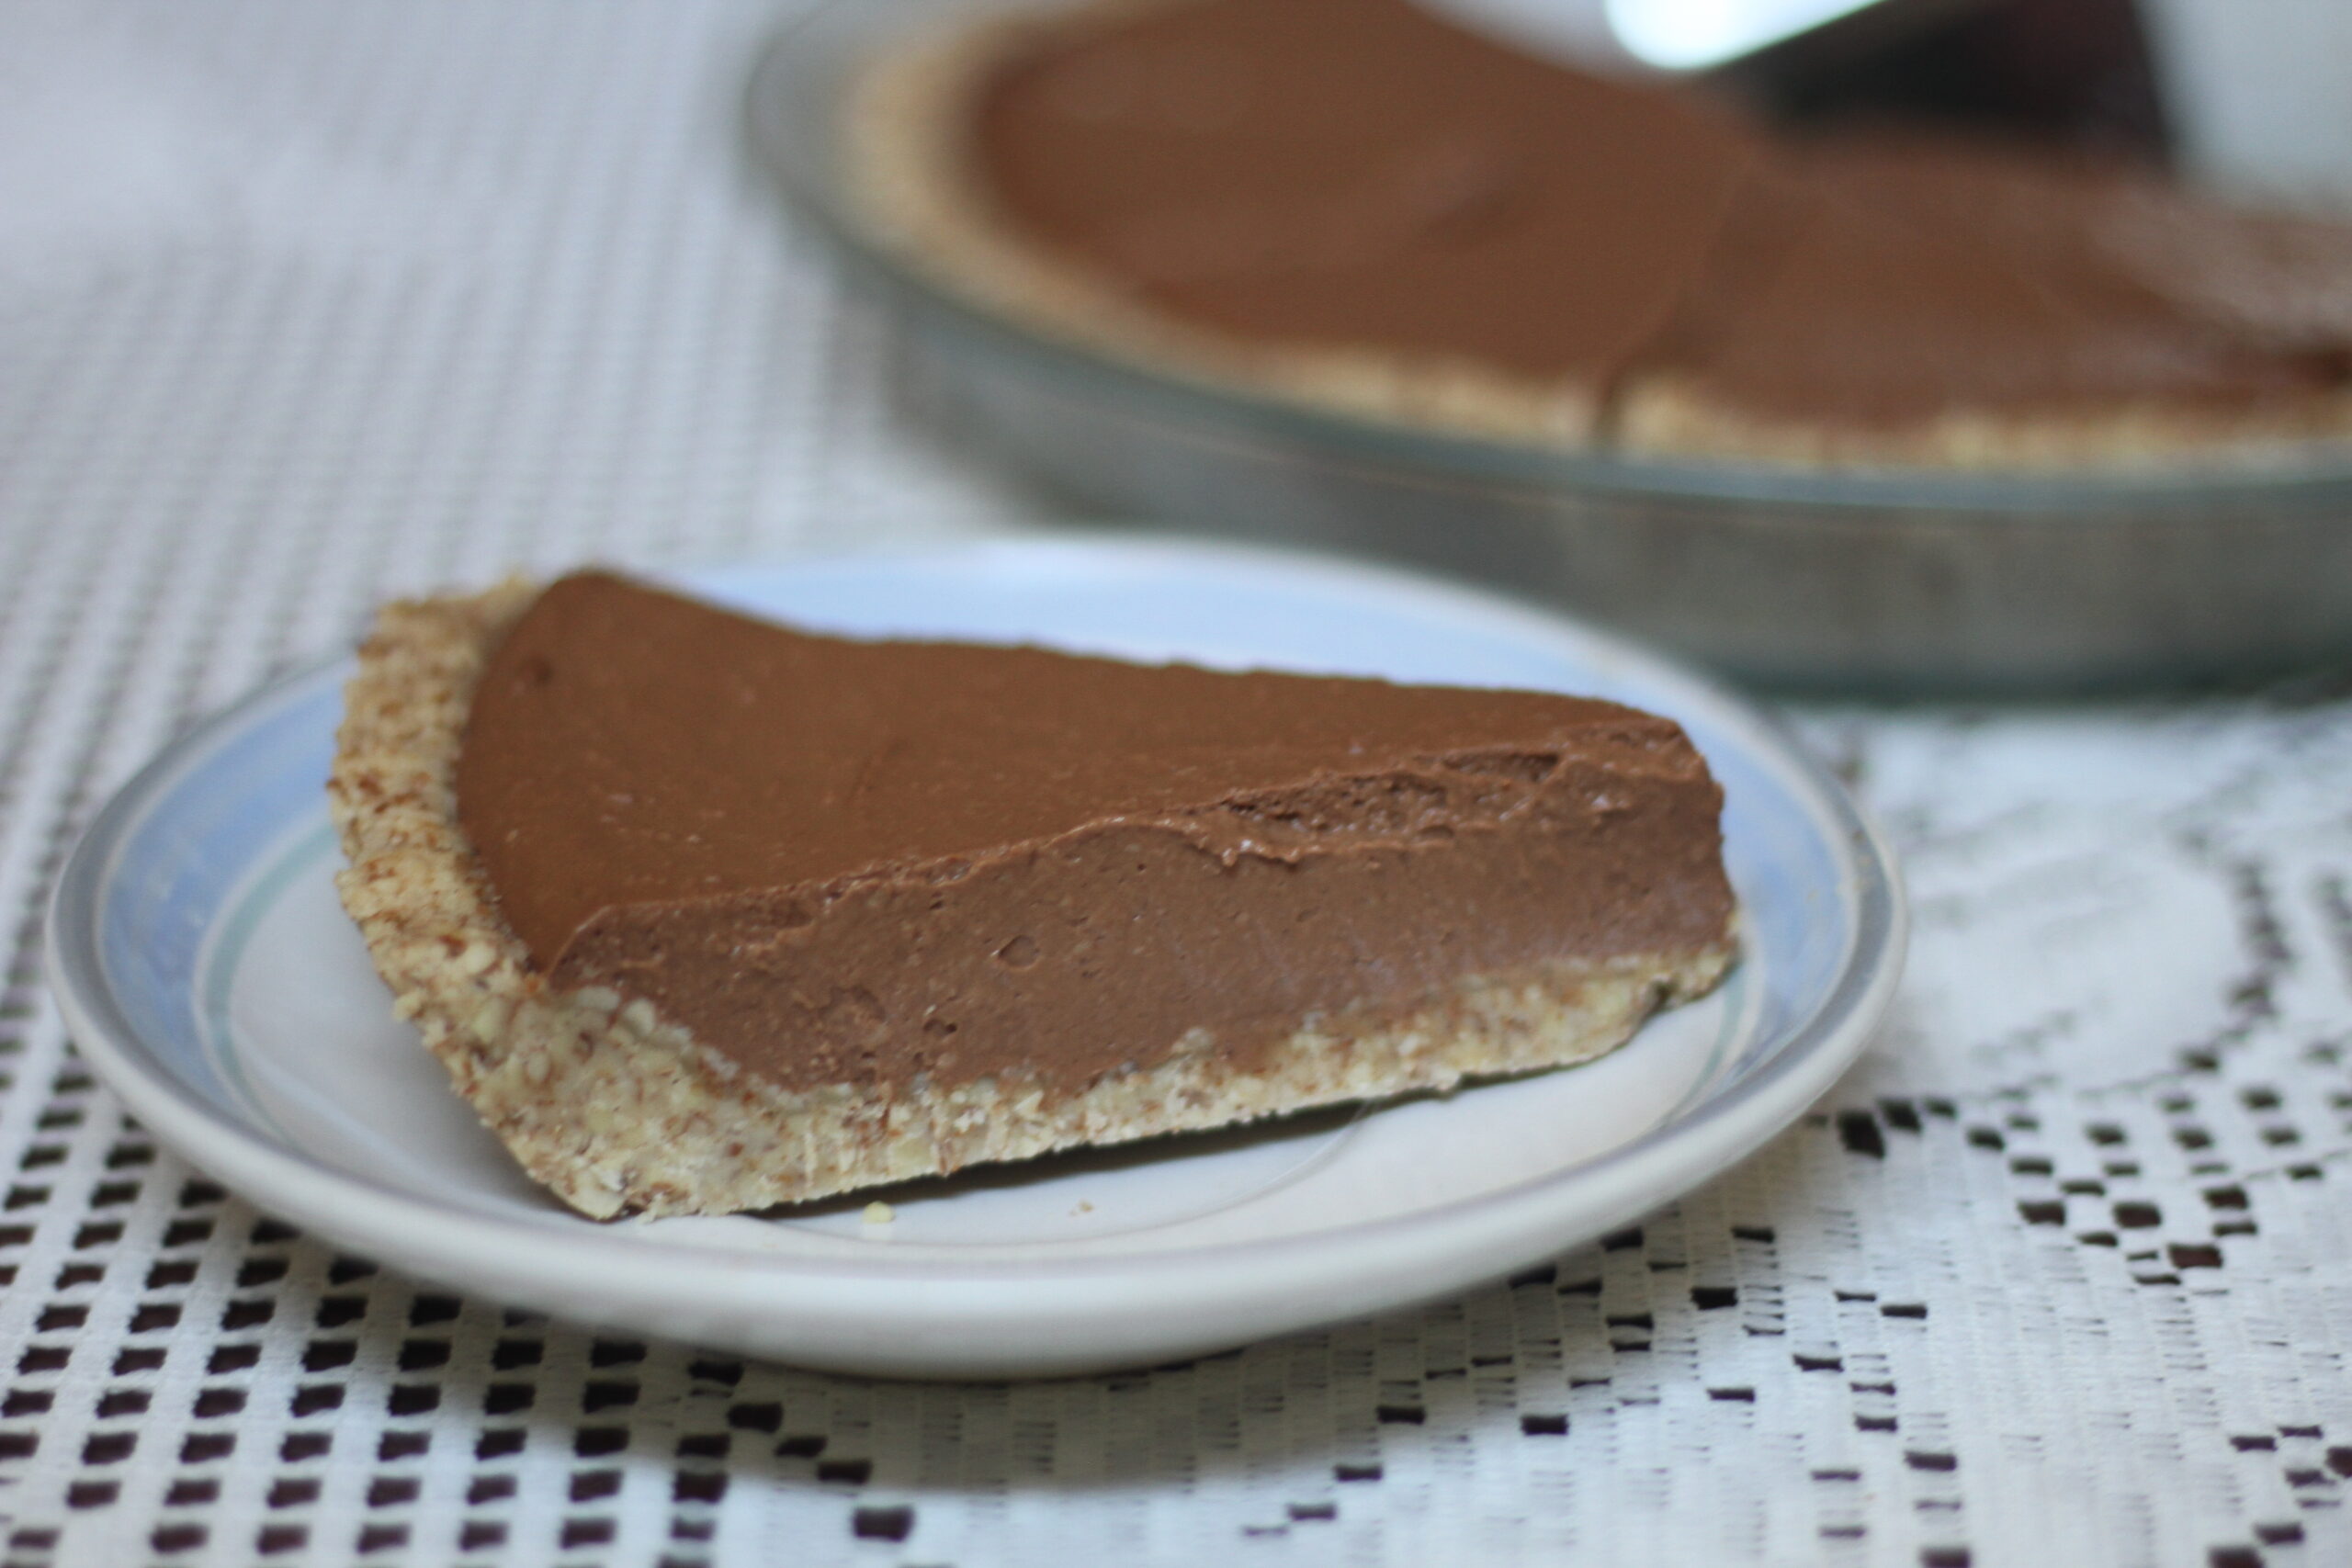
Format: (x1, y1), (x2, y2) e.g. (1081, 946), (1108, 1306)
(849, 0), (2352, 467)
(329, 573), (1736, 1218)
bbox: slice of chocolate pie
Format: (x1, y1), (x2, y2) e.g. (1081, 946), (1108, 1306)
(330, 572), (1736, 1218)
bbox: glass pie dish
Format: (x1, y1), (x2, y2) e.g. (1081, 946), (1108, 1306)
(744, 0), (2352, 694)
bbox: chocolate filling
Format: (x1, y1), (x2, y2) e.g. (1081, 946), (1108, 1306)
(965, 0), (2352, 425)
(455, 573), (1733, 1097)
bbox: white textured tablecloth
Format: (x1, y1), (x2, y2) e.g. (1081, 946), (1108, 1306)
(1, 5), (2347, 1565)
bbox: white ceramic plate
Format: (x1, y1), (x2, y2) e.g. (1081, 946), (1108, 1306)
(48, 538), (1903, 1378)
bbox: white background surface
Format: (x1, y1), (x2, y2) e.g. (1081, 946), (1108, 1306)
(2141, 0), (2352, 209)
(0, 3), (2348, 1564)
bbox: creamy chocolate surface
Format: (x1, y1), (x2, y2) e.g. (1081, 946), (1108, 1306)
(456, 573), (1733, 1096)
(964, 0), (2352, 425)
(974, 0), (1759, 386)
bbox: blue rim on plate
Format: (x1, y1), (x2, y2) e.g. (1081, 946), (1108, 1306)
(48, 538), (1905, 1377)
